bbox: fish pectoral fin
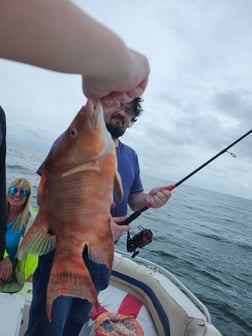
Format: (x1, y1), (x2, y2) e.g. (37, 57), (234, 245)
(114, 170), (123, 201)
(25, 229), (56, 257)
(62, 161), (100, 177)
(46, 254), (98, 321)
(17, 212), (56, 260)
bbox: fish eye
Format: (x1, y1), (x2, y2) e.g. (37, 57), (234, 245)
(70, 128), (78, 138)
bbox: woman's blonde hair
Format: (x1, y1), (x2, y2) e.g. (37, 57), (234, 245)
(7, 177), (32, 231)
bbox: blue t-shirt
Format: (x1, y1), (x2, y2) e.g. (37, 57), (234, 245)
(111, 141), (143, 217)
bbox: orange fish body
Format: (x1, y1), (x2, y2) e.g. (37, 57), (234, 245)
(18, 100), (123, 320)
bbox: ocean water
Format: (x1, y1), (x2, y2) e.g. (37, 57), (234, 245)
(6, 142), (252, 336)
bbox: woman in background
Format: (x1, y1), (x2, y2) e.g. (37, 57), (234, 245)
(0, 177), (38, 292)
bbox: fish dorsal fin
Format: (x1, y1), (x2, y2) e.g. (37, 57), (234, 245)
(114, 170), (123, 201)
(62, 161), (100, 178)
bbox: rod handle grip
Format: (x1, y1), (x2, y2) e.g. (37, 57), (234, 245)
(165, 184), (176, 191)
(117, 206), (149, 226)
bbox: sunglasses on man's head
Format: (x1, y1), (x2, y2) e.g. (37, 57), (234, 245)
(8, 186), (30, 197)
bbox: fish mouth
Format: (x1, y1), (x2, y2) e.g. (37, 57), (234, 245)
(62, 101), (112, 178)
(84, 101), (112, 161)
(87, 99), (99, 129)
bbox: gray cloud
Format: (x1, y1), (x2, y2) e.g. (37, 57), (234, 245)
(1, 0), (252, 199)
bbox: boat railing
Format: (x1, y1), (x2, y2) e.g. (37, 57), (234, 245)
(115, 249), (212, 323)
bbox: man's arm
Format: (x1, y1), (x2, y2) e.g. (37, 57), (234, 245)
(128, 191), (148, 212)
(0, 0), (149, 101)
(111, 188), (171, 242)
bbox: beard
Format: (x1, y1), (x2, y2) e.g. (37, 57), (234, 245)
(106, 122), (126, 138)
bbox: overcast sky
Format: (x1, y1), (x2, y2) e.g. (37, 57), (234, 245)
(0, 0), (252, 200)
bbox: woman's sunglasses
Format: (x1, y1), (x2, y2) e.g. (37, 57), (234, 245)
(8, 186), (30, 197)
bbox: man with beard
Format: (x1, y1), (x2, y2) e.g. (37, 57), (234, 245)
(104, 97), (172, 241)
(25, 98), (171, 336)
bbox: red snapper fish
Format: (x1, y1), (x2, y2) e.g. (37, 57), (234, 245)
(18, 100), (123, 320)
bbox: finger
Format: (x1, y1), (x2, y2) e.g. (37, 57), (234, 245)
(114, 216), (128, 224)
(119, 224), (130, 232)
(102, 92), (130, 104)
(0, 269), (7, 281)
(151, 193), (166, 208)
(155, 190), (171, 202)
(126, 78), (149, 99)
(101, 96), (119, 109)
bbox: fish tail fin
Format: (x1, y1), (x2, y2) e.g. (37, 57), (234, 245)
(46, 253), (98, 321)
(17, 211), (56, 260)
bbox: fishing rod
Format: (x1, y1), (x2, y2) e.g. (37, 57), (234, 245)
(122, 129), (252, 257)
(120, 129), (252, 226)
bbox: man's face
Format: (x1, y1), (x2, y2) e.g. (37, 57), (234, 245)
(103, 103), (134, 138)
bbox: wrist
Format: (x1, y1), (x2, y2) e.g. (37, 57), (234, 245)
(145, 194), (151, 208)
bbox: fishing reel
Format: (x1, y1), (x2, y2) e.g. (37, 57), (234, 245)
(126, 225), (153, 258)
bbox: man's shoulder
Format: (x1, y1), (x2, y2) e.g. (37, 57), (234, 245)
(119, 141), (137, 154)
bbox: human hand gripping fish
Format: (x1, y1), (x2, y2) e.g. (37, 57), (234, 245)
(17, 100), (123, 321)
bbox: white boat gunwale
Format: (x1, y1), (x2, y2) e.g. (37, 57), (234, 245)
(116, 250), (212, 322)
(111, 267), (170, 334)
(111, 250), (221, 336)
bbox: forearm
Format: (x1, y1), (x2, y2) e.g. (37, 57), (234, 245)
(0, 0), (148, 92)
(128, 192), (147, 212)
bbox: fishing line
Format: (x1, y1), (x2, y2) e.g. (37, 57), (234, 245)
(119, 129), (252, 226)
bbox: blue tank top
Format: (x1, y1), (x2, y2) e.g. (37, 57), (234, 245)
(6, 219), (25, 266)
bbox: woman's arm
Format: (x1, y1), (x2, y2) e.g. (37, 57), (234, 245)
(0, 256), (13, 281)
